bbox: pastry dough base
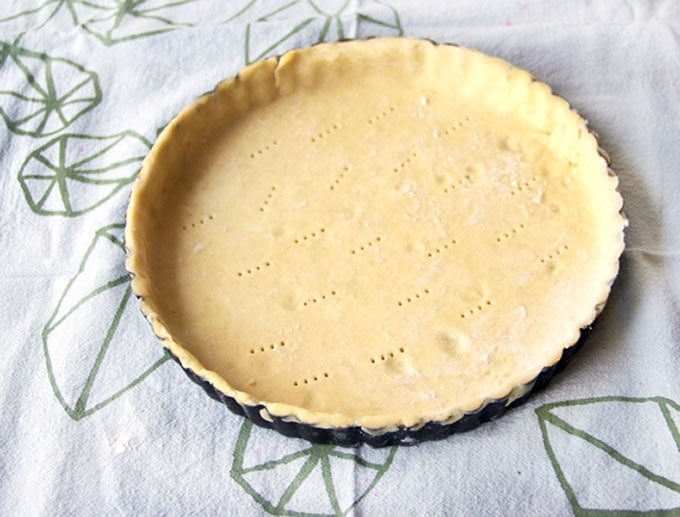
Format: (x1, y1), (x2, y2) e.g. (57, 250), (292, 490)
(126, 38), (625, 433)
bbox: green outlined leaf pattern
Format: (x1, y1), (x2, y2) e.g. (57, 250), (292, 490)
(80, 0), (196, 46)
(537, 396), (680, 515)
(242, 0), (403, 64)
(43, 224), (169, 421)
(0, 0), (196, 45)
(0, 39), (101, 136)
(18, 131), (150, 217)
(232, 420), (397, 516)
(0, 0), (80, 32)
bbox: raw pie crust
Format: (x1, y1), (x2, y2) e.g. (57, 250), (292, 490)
(126, 38), (625, 436)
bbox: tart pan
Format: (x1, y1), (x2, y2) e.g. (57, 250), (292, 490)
(125, 38), (625, 446)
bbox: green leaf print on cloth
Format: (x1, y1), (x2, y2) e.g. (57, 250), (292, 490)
(79, 0), (195, 46)
(232, 420), (397, 516)
(241, 0), (403, 64)
(0, 0), (82, 32)
(18, 131), (150, 217)
(43, 224), (169, 421)
(0, 0), (195, 45)
(0, 39), (101, 137)
(537, 396), (680, 515)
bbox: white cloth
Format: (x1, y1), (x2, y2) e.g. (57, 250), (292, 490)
(1, 1), (679, 514)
